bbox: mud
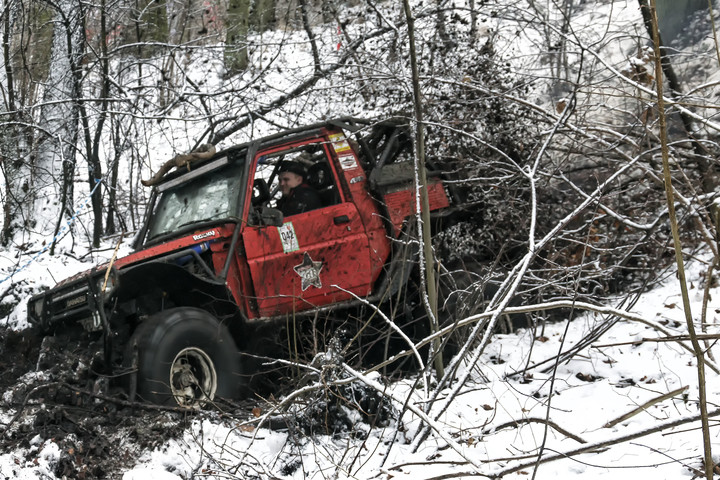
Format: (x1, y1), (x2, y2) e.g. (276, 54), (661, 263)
(0, 326), (396, 478)
(0, 327), (205, 478)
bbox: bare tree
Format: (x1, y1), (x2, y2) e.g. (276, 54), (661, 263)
(35, 0), (85, 252)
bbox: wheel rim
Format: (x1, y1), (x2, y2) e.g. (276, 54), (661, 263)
(170, 347), (217, 408)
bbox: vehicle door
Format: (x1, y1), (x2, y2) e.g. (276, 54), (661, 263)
(241, 135), (373, 317)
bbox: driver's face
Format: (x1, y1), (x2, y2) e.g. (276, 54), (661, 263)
(279, 172), (303, 196)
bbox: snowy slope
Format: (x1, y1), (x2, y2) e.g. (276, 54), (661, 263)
(1, 0), (720, 478)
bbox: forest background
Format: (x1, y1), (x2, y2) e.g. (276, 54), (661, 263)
(1, 0), (720, 478)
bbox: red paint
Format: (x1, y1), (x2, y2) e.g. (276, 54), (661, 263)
(114, 225), (234, 269)
(107, 125), (450, 321)
(383, 181), (450, 236)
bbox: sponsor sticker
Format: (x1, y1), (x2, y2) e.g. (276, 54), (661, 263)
(339, 154), (358, 170)
(278, 223), (299, 253)
(329, 133), (351, 153)
(193, 230), (217, 241)
(293, 252), (323, 290)
(65, 294), (86, 309)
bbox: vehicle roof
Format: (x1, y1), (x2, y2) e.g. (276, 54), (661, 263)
(152, 117), (379, 188)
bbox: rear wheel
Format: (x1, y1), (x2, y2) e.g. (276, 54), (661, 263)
(125, 308), (242, 408)
(436, 261), (523, 361)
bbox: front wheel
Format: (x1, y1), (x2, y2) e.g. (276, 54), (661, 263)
(125, 308), (242, 408)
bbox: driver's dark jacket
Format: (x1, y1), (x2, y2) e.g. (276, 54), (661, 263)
(277, 183), (322, 217)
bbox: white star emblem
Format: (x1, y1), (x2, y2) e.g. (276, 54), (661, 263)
(293, 252), (323, 291)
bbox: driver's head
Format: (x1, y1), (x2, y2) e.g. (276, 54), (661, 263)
(279, 161), (306, 196)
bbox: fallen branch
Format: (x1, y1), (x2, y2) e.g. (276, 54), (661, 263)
(594, 335), (720, 348)
(488, 408), (720, 479)
(604, 386), (688, 428)
(141, 143), (216, 187)
(365, 299), (720, 376)
(0, 382), (59, 432)
(419, 408), (720, 479)
(484, 417), (587, 444)
(341, 363), (485, 471)
(1, 380), (215, 434)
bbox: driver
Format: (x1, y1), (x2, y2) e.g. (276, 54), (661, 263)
(277, 161), (322, 217)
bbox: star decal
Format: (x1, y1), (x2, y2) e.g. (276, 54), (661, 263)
(293, 252), (323, 291)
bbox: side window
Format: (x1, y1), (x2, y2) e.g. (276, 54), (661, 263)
(305, 152), (340, 208)
(248, 141), (340, 224)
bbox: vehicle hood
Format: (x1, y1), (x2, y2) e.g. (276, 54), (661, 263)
(51, 225), (233, 290)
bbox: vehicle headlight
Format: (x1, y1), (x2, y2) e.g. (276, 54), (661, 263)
(29, 297), (43, 319)
(97, 269), (116, 295)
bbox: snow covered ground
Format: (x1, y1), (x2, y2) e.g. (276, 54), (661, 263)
(3, 241), (718, 479)
(101, 252), (720, 479)
(114, 253), (720, 480)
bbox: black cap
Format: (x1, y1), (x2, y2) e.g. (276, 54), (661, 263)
(279, 161), (307, 179)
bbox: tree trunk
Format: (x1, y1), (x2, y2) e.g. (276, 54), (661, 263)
(225, 0), (250, 73)
(638, 0), (716, 193)
(402, 0), (443, 378)
(36, 0), (85, 252)
(78, 0), (112, 247)
(0, 0), (39, 245)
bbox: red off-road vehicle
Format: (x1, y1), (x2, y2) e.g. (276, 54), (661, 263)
(27, 118), (454, 407)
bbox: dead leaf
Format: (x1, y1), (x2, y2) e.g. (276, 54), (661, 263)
(576, 372), (600, 382)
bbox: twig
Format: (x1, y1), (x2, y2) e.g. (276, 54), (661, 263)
(484, 417), (587, 444)
(631, 442), (704, 477)
(486, 408), (720, 479)
(0, 382), (59, 432)
(594, 335), (720, 347)
(647, 1), (714, 477)
(604, 386), (688, 428)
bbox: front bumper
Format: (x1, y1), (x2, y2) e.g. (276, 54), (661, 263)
(28, 267), (117, 332)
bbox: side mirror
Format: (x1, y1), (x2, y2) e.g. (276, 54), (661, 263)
(260, 207), (284, 227)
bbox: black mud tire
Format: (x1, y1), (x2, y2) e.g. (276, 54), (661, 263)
(125, 308), (242, 407)
(435, 260), (528, 362)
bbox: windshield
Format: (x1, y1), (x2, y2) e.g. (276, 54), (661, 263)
(146, 160), (246, 241)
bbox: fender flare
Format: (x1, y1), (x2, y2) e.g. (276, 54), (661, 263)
(114, 261), (236, 313)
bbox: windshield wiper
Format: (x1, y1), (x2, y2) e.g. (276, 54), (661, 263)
(175, 217), (222, 230)
(146, 216), (241, 244)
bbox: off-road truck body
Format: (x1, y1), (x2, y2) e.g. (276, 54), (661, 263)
(27, 118), (453, 407)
